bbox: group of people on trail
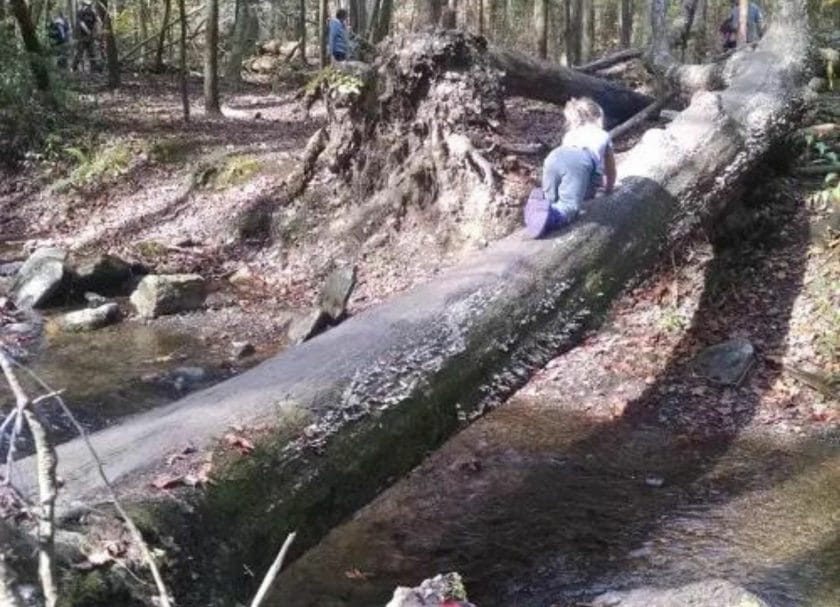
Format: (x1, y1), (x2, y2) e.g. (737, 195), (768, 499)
(47, 0), (102, 73)
(525, 1), (765, 240)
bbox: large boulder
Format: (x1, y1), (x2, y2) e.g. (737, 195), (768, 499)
(129, 274), (207, 319)
(56, 303), (121, 332)
(12, 247), (69, 309)
(318, 265), (357, 321)
(72, 254), (135, 295)
(593, 579), (768, 607)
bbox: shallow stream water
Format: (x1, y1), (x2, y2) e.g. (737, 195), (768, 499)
(269, 399), (840, 607)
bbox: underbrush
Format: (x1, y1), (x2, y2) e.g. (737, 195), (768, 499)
(0, 33), (74, 165)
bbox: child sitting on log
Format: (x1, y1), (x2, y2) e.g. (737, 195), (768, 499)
(524, 97), (617, 238)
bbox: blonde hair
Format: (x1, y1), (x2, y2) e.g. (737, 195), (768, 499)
(563, 97), (605, 129)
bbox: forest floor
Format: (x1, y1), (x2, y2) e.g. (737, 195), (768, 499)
(0, 73), (564, 354)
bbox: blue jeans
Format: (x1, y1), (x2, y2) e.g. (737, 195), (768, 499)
(541, 147), (596, 221)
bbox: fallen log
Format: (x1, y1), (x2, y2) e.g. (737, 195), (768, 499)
(609, 94), (675, 140)
(488, 47), (653, 127)
(574, 47), (644, 73)
(6, 4), (809, 605)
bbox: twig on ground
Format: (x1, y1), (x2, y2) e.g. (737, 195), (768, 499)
(9, 358), (174, 607)
(249, 532), (297, 607)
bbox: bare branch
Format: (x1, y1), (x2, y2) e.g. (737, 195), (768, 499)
(249, 532), (297, 607)
(8, 357), (174, 607)
(0, 351), (58, 607)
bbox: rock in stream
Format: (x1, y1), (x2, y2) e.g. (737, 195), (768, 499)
(12, 247), (69, 309)
(130, 274), (207, 319)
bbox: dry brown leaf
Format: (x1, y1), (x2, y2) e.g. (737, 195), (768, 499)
(151, 474), (185, 490)
(224, 433), (255, 454)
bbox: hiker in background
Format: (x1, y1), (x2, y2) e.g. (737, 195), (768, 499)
(328, 8), (349, 62)
(47, 11), (71, 69)
(72, 0), (101, 73)
(524, 97), (617, 239)
(726, 0), (765, 45)
(719, 15), (737, 50)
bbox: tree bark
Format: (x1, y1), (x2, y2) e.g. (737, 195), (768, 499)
(298, 0), (306, 62)
(564, 0), (573, 64)
(0, 0), (5, 21)
(581, 0), (594, 62)
(418, 0), (442, 28)
(154, 0), (172, 70)
(737, 0), (747, 46)
(178, 0), (189, 122)
(137, 0), (149, 65)
(534, 0), (547, 59)
(203, 0), (221, 115)
(488, 46), (653, 127)
(8, 0), (51, 94)
(620, 0), (633, 46)
(225, 0), (257, 82)
(98, 0), (120, 88)
(575, 47), (643, 72)
(569, 0), (582, 64)
(318, 0), (327, 67)
(374, 0), (393, 42)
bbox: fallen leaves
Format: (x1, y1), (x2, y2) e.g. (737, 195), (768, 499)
(224, 432), (255, 454)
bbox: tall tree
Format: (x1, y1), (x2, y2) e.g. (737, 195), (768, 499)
(569, 0), (582, 65)
(177, 0), (189, 121)
(154, 0), (171, 71)
(318, 0), (327, 67)
(620, 0), (633, 46)
(8, 0), (52, 94)
(204, 0), (221, 114)
(581, 0), (594, 62)
(98, 0), (120, 88)
(418, 0), (442, 28)
(534, 0), (547, 59)
(298, 0), (306, 62)
(373, 0), (393, 41)
(226, 0), (257, 82)
(0, 0), (5, 21)
(136, 0), (149, 65)
(737, 0), (747, 45)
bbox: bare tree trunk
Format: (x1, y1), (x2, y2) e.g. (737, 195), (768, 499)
(620, 0), (632, 46)
(581, 0), (594, 62)
(693, 0), (706, 58)
(649, 0), (668, 63)
(178, 0), (189, 121)
(564, 0), (574, 64)
(225, 0), (256, 82)
(204, 0), (220, 114)
(137, 0), (149, 65)
(154, 0), (172, 70)
(418, 0), (442, 28)
(299, 0), (306, 62)
(318, 0), (327, 67)
(569, 0), (582, 65)
(534, 0), (547, 59)
(737, 0), (747, 45)
(488, 45), (653, 126)
(98, 0), (120, 88)
(8, 0), (52, 94)
(367, 0), (380, 40)
(478, 0), (485, 35)
(374, 0), (393, 41)
(0, 0), (5, 21)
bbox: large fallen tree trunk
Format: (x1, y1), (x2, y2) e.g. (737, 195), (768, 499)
(487, 47), (653, 127)
(6, 4), (809, 604)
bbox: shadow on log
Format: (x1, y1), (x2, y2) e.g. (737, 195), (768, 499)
(4, 5), (810, 604)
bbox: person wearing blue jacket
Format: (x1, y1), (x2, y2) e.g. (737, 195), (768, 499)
(328, 9), (349, 62)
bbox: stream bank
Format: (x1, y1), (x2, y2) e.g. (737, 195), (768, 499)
(269, 171), (839, 607)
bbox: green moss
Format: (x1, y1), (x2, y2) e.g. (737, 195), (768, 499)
(135, 240), (167, 260)
(215, 154), (264, 188)
(59, 570), (137, 607)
